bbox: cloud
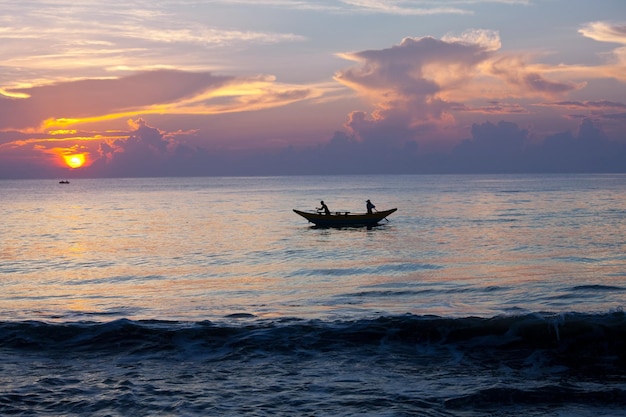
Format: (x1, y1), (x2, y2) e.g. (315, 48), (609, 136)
(334, 33), (580, 148)
(526, 118), (626, 172)
(579, 21), (626, 44)
(0, 1), (306, 90)
(91, 118), (201, 177)
(446, 118), (626, 173)
(339, 0), (470, 15)
(0, 71), (233, 130)
(269, 118), (626, 174)
(336, 36), (495, 100)
(450, 120), (529, 172)
(98, 119), (172, 161)
(0, 2), (306, 49)
(578, 21), (626, 73)
(539, 100), (626, 128)
(546, 100), (626, 110)
(604, 112), (626, 121)
(442, 28), (502, 51)
(335, 37), (498, 110)
(206, 0), (531, 15)
(326, 21), (626, 173)
(458, 101), (529, 115)
(195, 0), (469, 15)
(3, 116), (624, 179)
(487, 55), (580, 94)
(0, 70), (321, 131)
(0, 118), (201, 178)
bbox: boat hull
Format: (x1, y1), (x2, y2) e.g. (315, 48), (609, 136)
(293, 208), (397, 227)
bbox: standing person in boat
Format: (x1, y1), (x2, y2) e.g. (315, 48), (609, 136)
(366, 199), (376, 214)
(317, 200), (330, 215)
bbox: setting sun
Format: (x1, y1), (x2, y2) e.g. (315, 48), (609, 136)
(64, 154), (86, 168)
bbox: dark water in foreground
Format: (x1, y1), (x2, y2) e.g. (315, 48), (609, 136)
(1, 175), (625, 415)
(1, 314), (625, 416)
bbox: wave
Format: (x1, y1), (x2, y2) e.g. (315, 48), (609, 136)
(571, 284), (626, 292)
(1, 312), (625, 376)
(2, 312), (625, 415)
(445, 385), (626, 409)
(289, 262), (441, 277)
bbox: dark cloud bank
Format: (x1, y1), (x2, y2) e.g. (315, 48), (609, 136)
(4, 117), (624, 179)
(77, 117), (626, 177)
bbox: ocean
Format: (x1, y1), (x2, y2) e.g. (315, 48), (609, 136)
(1, 174), (625, 416)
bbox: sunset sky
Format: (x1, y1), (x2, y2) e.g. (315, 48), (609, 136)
(1, 0), (625, 178)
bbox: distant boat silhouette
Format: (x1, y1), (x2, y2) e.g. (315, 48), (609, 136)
(59, 180), (70, 184)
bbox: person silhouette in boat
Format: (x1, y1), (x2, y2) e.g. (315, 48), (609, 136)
(317, 200), (330, 215)
(366, 199), (376, 214)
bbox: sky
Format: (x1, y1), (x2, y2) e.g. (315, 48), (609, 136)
(1, 0), (625, 178)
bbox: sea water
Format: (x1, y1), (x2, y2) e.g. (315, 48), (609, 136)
(1, 174), (625, 416)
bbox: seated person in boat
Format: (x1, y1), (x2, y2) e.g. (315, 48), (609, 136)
(317, 200), (330, 215)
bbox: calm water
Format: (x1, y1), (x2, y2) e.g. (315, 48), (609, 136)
(1, 174), (625, 416)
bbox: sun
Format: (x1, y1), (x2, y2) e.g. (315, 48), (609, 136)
(64, 154), (86, 169)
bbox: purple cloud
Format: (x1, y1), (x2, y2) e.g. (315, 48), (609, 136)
(0, 70), (233, 130)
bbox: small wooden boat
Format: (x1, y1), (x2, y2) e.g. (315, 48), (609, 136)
(293, 208), (397, 227)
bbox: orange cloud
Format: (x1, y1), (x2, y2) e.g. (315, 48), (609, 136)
(0, 70), (233, 130)
(0, 70), (324, 133)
